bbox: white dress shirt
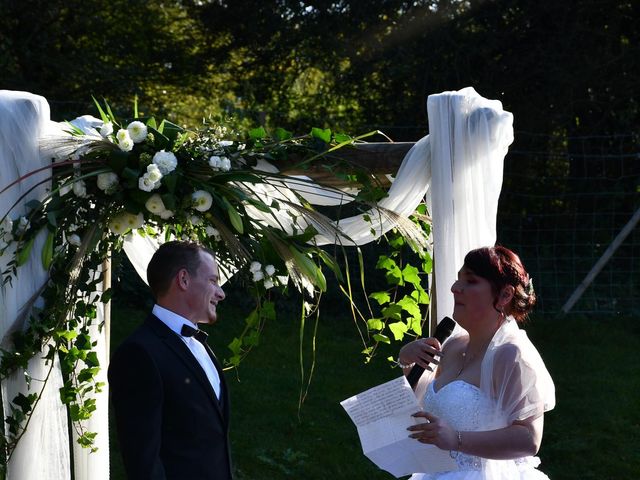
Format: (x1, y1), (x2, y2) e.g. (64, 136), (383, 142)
(152, 304), (221, 399)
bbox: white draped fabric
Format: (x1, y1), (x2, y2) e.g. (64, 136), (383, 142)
(0, 91), (71, 480)
(426, 87), (514, 322)
(0, 86), (513, 478)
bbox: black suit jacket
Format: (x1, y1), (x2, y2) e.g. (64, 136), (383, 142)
(108, 314), (232, 480)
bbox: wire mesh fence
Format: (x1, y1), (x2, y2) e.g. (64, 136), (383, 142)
(497, 132), (640, 317)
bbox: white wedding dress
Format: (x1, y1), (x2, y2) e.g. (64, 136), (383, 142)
(409, 380), (550, 480)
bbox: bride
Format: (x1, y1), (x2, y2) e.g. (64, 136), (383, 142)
(399, 246), (555, 479)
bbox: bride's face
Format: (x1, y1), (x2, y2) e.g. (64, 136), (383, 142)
(451, 266), (496, 328)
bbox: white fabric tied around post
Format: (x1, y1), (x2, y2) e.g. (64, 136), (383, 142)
(0, 91), (72, 480)
(426, 87), (514, 324)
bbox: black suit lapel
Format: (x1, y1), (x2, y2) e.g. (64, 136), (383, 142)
(146, 315), (226, 422)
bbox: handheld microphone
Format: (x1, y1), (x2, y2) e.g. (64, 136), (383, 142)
(407, 316), (456, 389)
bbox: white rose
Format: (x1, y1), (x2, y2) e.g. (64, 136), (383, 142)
(205, 226), (221, 241)
(249, 261), (262, 273)
(108, 214), (129, 235)
(145, 164), (163, 183)
(158, 209), (174, 219)
(73, 179), (87, 198)
(252, 270), (264, 282)
(68, 234), (82, 247)
(265, 264), (276, 276)
(152, 150), (178, 175)
(100, 122), (113, 137)
(125, 212), (144, 230)
(192, 190), (213, 212)
(263, 278), (274, 289)
(138, 176), (157, 192)
(145, 194), (166, 214)
(127, 121), (148, 143)
(97, 172), (119, 191)
(220, 158), (231, 172)
(208, 155), (222, 170)
(119, 137), (134, 152)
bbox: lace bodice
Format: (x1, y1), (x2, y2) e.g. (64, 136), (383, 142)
(424, 380), (485, 471)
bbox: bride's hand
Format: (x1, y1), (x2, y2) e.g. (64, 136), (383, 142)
(398, 338), (444, 370)
(407, 411), (458, 450)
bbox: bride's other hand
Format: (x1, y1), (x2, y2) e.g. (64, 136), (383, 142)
(408, 411), (457, 450)
(399, 338), (444, 371)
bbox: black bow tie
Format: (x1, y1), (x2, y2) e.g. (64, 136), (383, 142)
(181, 324), (208, 343)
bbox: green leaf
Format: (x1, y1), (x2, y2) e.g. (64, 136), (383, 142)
(367, 318), (384, 331)
(25, 199), (42, 210)
(228, 338), (242, 355)
(289, 247), (326, 292)
(249, 126), (267, 140)
(92, 97), (110, 124)
(274, 127), (293, 141)
(381, 304), (402, 321)
(334, 133), (352, 143)
(16, 237), (36, 266)
(372, 333), (390, 344)
(402, 264), (421, 287)
(163, 173), (178, 194)
(311, 127), (331, 143)
(369, 291), (391, 305)
(41, 230), (55, 270)
(222, 197), (244, 233)
(397, 296), (421, 318)
(147, 117), (157, 129)
(375, 255), (396, 271)
(408, 316), (422, 336)
(388, 321), (408, 341)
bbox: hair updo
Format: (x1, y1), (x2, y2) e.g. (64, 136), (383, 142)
(463, 246), (536, 323)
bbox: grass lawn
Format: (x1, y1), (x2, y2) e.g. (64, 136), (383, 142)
(108, 297), (640, 479)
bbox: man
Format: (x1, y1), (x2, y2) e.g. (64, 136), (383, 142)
(108, 241), (231, 479)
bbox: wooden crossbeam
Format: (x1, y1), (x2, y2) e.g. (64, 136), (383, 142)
(281, 142), (415, 187)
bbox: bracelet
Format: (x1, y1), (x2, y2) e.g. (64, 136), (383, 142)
(395, 358), (416, 369)
(449, 431), (462, 459)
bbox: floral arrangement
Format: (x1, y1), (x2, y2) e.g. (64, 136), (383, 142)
(0, 99), (431, 463)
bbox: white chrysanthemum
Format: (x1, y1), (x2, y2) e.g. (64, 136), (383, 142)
(100, 122), (113, 137)
(158, 209), (174, 219)
(119, 137), (134, 152)
(249, 261), (262, 273)
(192, 190), (213, 212)
(263, 278), (274, 289)
(205, 226), (221, 241)
(152, 150), (178, 175)
(116, 129), (130, 142)
(220, 158), (231, 172)
(219, 140), (233, 147)
(73, 180), (87, 198)
(237, 143), (246, 151)
(252, 270), (264, 282)
(97, 172), (119, 191)
(208, 155), (222, 169)
(265, 264), (276, 276)
(125, 212), (145, 230)
(127, 121), (148, 143)
(68, 234), (82, 247)
(108, 214), (129, 235)
(189, 215), (203, 226)
(145, 194), (166, 214)
(145, 164), (163, 183)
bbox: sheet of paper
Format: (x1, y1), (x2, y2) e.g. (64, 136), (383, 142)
(341, 376), (458, 477)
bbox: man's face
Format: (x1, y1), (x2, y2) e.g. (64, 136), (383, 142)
(184, 251), (225, 324)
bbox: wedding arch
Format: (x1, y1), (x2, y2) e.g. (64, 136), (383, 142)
(0, 87), (513, 479)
